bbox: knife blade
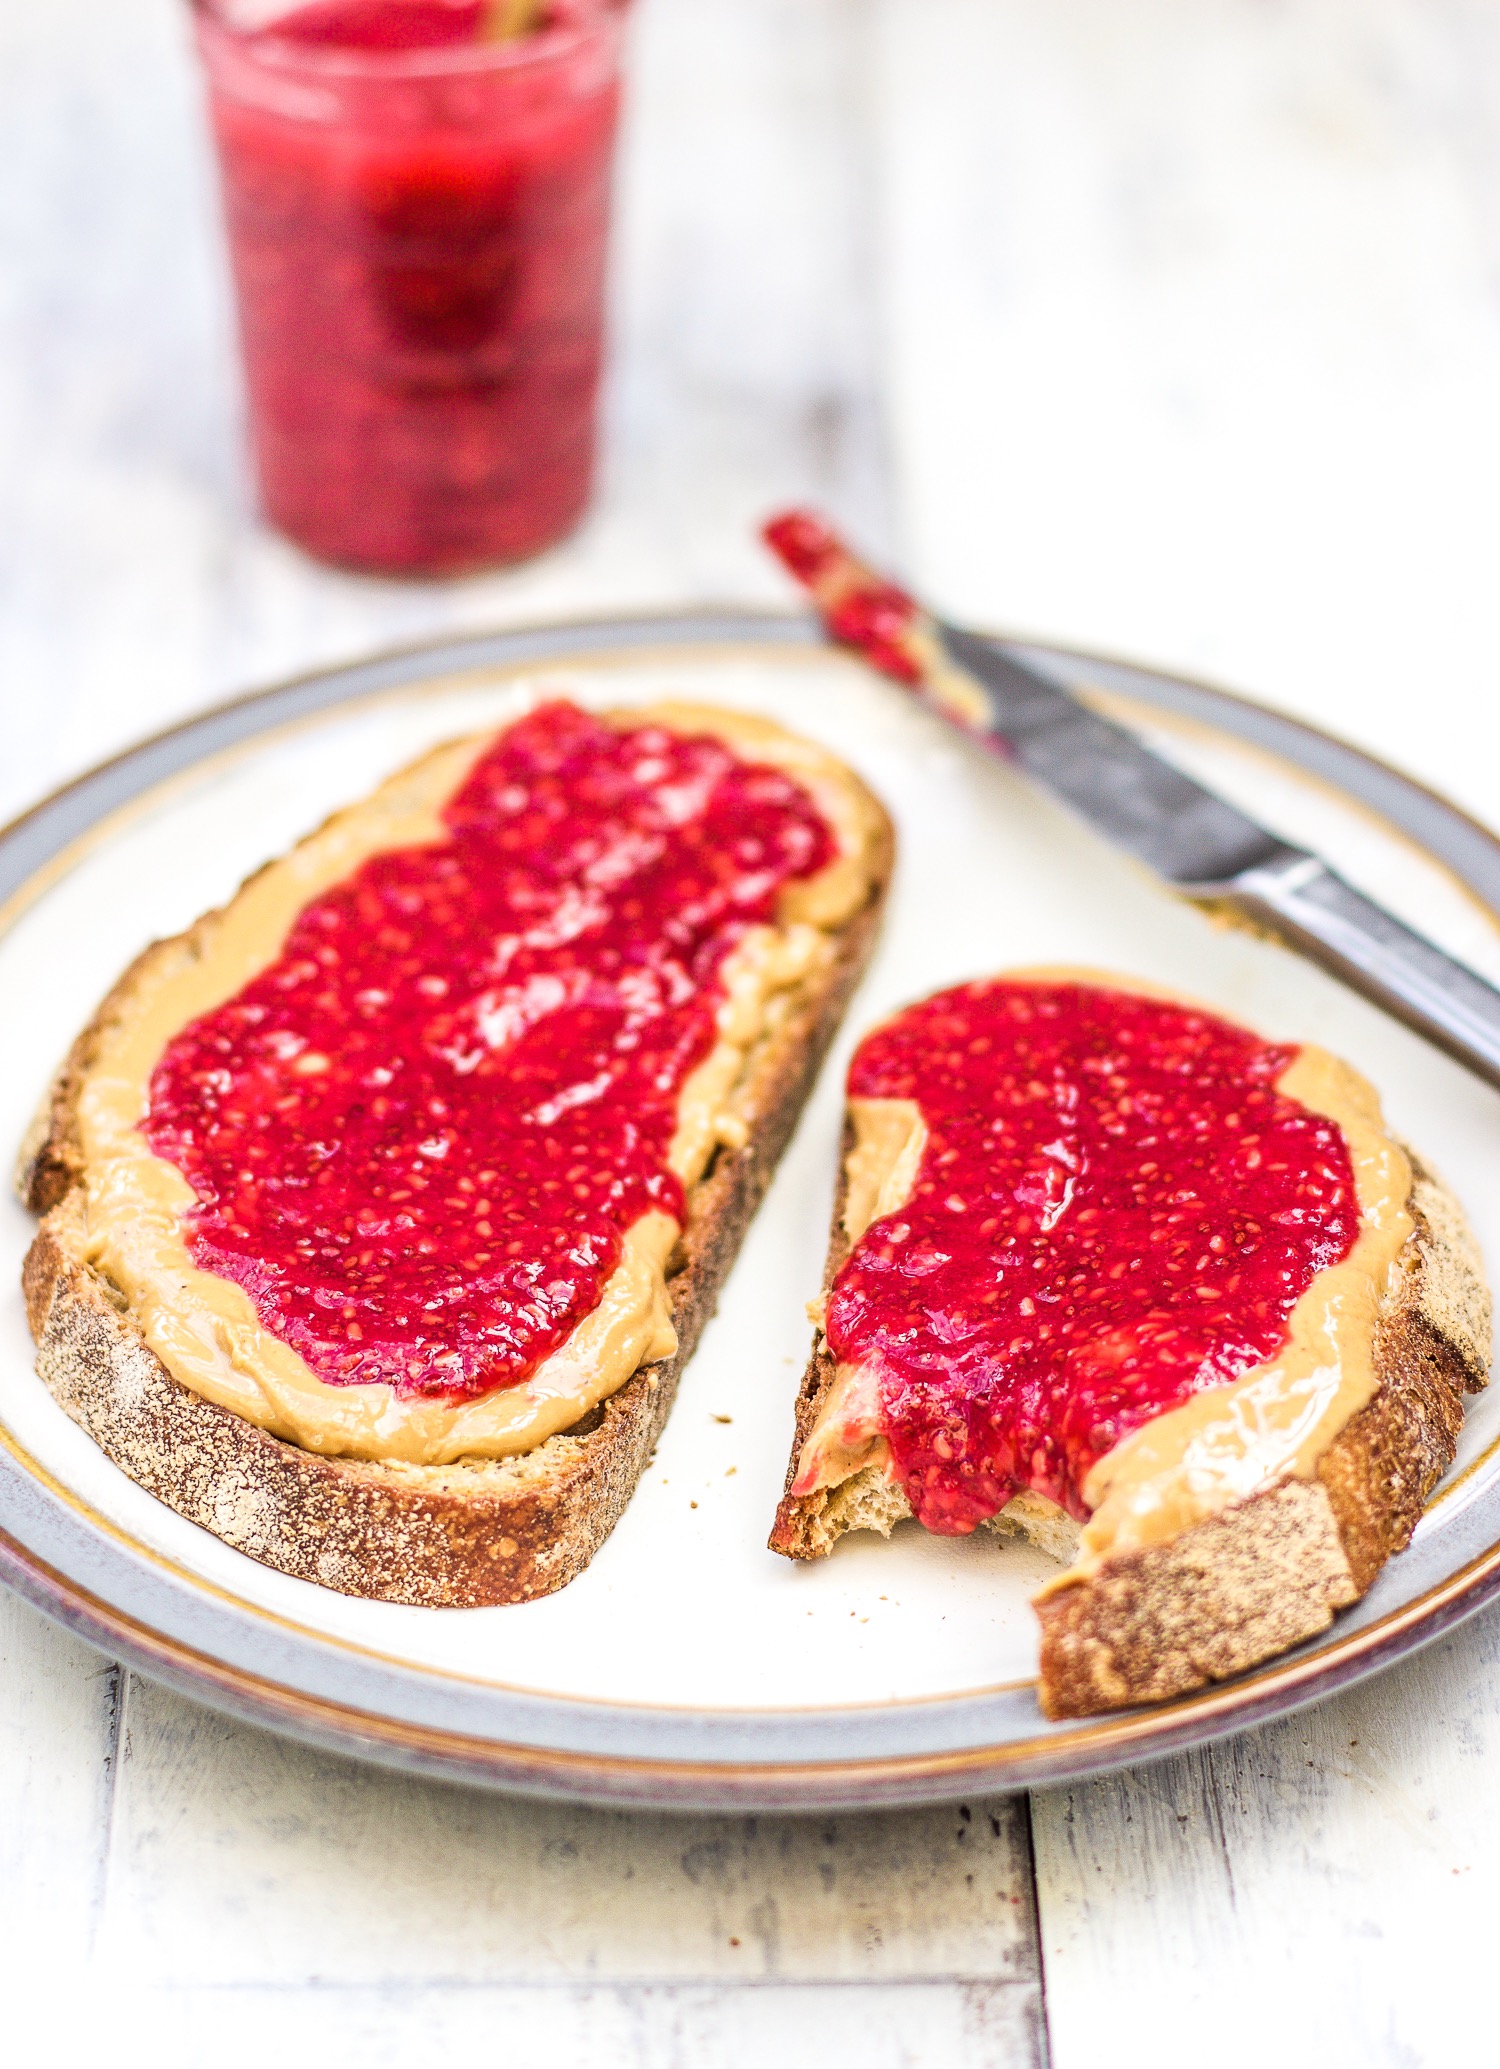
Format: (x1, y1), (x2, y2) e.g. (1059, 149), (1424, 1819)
(763, 510), (1500, 1093)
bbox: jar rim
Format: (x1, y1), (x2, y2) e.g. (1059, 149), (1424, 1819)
(190, 0), (623, 81)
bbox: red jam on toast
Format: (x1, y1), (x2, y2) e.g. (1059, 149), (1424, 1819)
(818, 978), (1361, 1531)
(143, 701), (834, 1403)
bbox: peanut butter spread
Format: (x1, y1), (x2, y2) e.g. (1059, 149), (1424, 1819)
(69, 703), (882, 1466)
(792, 970), (1412, 1582)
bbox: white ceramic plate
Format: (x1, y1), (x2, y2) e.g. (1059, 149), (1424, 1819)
(3, 612), (1498, 1807)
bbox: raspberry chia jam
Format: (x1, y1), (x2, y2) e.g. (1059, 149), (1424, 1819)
(143, 704), (835, 1401)
(192, 0), (625, 574)
(824, 979), (1361, 1531)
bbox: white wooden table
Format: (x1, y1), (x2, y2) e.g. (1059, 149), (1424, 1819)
(5, 2), (1500, 2061)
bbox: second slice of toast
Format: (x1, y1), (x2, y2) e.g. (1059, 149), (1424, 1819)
(771, 972), (1490, 1716)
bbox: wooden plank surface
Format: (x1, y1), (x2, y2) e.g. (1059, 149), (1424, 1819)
(0, 1596), (118, 2019)
(0, 1591), (1044, 2062)
(1033, 1608), (1500, 2068)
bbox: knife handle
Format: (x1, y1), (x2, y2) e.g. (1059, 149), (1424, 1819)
(1224, 855), (1500, 1091)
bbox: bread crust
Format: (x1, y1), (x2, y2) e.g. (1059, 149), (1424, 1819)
(18, 775), (893, 1610)
(770, 1130), (1490, 1719)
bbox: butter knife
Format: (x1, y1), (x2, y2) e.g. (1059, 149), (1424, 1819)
(763, 510), (1500, 1093)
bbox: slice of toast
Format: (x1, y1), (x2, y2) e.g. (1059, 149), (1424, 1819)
(18, 712), (894, 1608)
(770, 987), (1491, 1719)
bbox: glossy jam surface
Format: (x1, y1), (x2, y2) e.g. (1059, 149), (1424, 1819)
(265, 1), (489, 48)
(144, 703), (834, 1402)
(762, 510), (923, 685)
(196, 0), (620, 574)
(825, 980), (1360, 1531)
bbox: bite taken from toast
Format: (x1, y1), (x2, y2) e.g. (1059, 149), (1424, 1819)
(17, 699), (892, 1606)
(770, 971), (1491, 1718)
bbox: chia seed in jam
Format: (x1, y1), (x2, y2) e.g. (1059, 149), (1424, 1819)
(824, 978), (1361, 1532)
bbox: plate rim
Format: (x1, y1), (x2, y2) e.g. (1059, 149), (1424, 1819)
(4, 606), (1499, 1810)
